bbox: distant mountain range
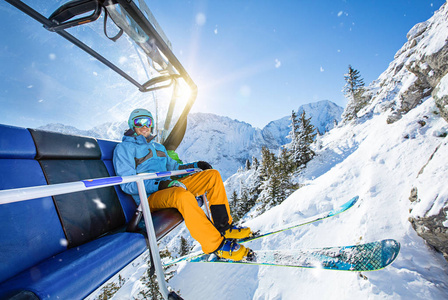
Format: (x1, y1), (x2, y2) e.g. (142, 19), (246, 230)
(39, 100), (343, 179)
(176, 100), (343, 179)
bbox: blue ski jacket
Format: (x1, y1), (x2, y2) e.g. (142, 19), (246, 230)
(113, 132), (179, 204)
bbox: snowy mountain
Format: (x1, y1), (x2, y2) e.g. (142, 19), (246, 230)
(106, 3), (448, 299)
(37, 121), (128, 141)
(39, 100), (342, 180)
(177, 100), (342, 179)
(261, 100), (343, 145)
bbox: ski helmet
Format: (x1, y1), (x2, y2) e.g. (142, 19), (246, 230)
(128, 108), (154, 132)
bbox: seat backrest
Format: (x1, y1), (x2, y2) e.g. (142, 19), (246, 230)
(29, 129), (126, 248)
(97, 138), (137, 222)
(0, 125), (66, 283)
(97, 138), (185, 239)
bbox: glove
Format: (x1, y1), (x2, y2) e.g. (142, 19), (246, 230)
(168, 180), (187, 190)
(197, 161), (212, 170)
(179, 161), (213, 170)
(159, 180), (187, 190)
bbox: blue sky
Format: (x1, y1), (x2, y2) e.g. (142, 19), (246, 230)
(0, 0), (446, 129)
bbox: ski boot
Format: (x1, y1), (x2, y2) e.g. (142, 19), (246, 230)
(215, 239), (252, 261)
(223, 225), (252, 240)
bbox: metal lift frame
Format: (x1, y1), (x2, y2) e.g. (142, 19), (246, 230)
(5, 0), (197, 151)
(4, 1), (198, 299)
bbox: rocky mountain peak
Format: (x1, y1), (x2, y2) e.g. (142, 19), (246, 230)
(363, 2), (448, 124)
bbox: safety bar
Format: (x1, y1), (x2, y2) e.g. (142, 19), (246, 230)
(0, 168), (200, 300)
(0, 168), (197, 205)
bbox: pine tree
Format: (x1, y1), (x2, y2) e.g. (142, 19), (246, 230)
(286, 110), (317, 169)
(179, 236), (190, 256)
(256, 113), (315, 212)
(252, 156), (259, 170)
(276, 147), (301, 204)
(245, 159), (251, 170)
(135, 249), (176, 300)
(278, 146), (294, 177)
(259, 171), (286, 209)
(342, 65), (368, 122)
(96, 275), (125, 299)
(268, 173), (283, 205)
(239, 188), (251, 216)
(229, 190), (240, 222)
(296, 110), (317, 167)
(286, 110), (300, 166)
(259, 146), (276, 180)
(230, 190), (239, 205)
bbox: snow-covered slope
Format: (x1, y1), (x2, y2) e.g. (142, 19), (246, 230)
(164, 97), (448, 300)
(109, 95), (448, 299)
(156, 3), (448, 299)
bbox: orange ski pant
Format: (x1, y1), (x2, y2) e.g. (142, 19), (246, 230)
(147, 169), (232, 254)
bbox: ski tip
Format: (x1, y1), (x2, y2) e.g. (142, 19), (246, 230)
(382, 239), (401, 265)
(332, 196), (359, 214)
(351, 195), (359, 204)
(346, 195), (359, 208)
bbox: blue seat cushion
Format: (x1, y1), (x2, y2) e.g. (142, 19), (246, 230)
(0, 232), (147, 300)
(102, 159), (137, 222)
(0, 159), (66, 284)
(97, 139), (117, 160)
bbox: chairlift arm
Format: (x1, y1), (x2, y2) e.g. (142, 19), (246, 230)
(5, 0), (146, 91)
(142, 74), (181, 91)
(114, 0), (196, 90)
(47, 0), (103, 31)
(114, 0), (198, 150)
(6, 0), (198, 151)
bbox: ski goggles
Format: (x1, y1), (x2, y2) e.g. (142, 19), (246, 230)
(133, 117), (153, 128)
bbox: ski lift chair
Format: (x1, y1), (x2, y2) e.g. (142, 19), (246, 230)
(0, 125), (188, 299)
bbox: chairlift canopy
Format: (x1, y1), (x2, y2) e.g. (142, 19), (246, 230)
(6, 0), (197, 150)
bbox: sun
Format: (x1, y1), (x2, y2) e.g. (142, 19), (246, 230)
(174, 79), (192, 102)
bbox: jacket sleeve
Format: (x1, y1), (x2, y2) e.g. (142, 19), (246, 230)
(113, 143), (160, 197)
(164, 147), (180, 171)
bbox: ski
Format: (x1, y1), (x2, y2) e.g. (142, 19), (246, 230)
(163, 196), (359, 266)
(190, 239), (400, 272)
(238, 195), (359, 244)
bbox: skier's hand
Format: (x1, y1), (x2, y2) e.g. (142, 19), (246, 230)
(168, 180), (187, 190)
(159, 180), (187, 191)
(197, 161), (212, 170)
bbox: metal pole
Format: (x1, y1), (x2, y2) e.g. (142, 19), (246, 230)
(0, 169), (199, 205)
(136, 179), (170, 300)
(5, 0), (145, 91)
(202, 193), (213, 221)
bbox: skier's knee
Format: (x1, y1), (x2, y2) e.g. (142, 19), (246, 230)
(203, 169), (222, 182)
(178, 193), (198, 210)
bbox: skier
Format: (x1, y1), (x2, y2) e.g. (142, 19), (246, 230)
(113, 108), (252, 261)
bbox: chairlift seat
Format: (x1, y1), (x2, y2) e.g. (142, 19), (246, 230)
(0, 124), (183, 299)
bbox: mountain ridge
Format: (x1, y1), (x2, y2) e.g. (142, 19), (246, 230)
(39, 100), (343, 179)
